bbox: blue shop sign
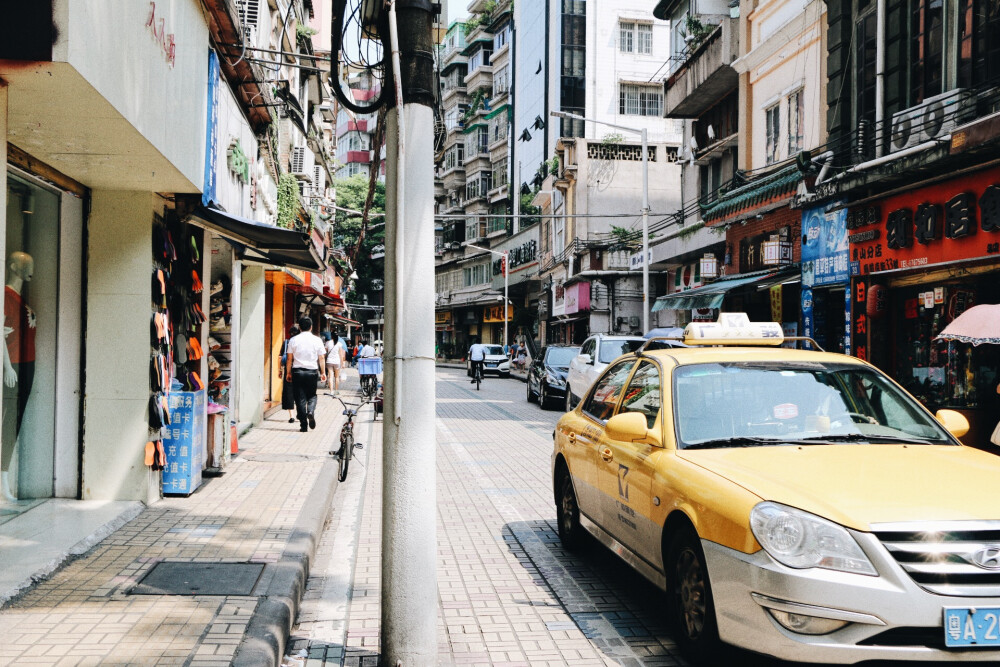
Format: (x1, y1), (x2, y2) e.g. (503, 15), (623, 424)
(801, 201), (849, 287)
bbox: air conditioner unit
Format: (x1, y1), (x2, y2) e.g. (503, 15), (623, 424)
(291, 146), (315, 179)
(889, 89), (976, 153)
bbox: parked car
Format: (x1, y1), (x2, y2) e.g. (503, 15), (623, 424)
(553, 313), (994, 664)
(526, 345), (580, 409)
(565, 334), (647, 411)
(465, 344), (511, 377)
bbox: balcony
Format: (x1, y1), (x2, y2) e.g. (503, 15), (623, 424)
(664, 18), (739, 119)
(464, 66), (494, 96)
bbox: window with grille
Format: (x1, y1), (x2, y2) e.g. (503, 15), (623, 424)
(765, 104), (781, 165)
(787, 90), (804, 156)
(619, 83), (663, 116)
(637, 23), (653, 54)
(620, 21), (653, 54)
(491, 160), (508, 188)
(587, 143), (657, 161)
(490, 114), (507, 144)
(620, 21), (635, 52)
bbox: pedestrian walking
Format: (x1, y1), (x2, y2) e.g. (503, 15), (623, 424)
(285, 316), (327, 432)
(325, 330), (345, 394)
(280, 325), (300, 422)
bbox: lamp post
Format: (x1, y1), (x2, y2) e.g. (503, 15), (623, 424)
(551, 111), (650, 333)
(467, 243), (509, 350)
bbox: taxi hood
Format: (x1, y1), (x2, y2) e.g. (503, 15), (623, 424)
(679, 444), (1000, 532)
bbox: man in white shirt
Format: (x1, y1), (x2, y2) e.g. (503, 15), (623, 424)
(468, 341), (487, 384)
(359, 341), (377, 358)
(285, 316), (327, 432)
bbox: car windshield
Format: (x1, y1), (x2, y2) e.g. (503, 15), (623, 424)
(599, 339), (644, 363)
(673, 362), (956, 449)
(546, 347), (580, 367)
(484, 346), (505, 356)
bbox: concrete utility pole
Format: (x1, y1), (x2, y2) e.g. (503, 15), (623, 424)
(382, 1), (437, 665)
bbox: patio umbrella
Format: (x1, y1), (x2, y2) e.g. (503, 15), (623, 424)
(935, 304), (1000, 346)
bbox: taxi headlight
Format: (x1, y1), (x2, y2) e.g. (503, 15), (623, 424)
(750, 502), (877, 576)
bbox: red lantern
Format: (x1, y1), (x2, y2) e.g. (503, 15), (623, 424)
(867, 284), (887, 319)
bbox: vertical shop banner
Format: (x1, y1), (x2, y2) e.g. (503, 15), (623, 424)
(851, 278), (869, 361)
(843, 287), (852, 356)
(802, 201), (849, 287)
(162, 390), (205, 495)
(801, 287), (814, 346)
(202, 50), (220, 207)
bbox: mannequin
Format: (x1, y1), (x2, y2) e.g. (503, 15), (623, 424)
(1, 252), (35, 502)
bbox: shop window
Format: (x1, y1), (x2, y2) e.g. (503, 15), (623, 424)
(3, 174), (61, 499)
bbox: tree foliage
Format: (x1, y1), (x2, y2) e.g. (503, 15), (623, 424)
(333, 174), (386, 305)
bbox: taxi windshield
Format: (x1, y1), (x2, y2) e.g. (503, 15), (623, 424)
(673, 362), (957, 449)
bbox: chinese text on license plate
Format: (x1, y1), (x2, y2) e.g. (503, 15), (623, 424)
(944, 608), (1000, 647)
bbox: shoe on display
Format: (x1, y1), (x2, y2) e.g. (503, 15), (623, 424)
(210, 280), (224, 295)
(208, 336), (221, 351)
(210, 302), (223, 314)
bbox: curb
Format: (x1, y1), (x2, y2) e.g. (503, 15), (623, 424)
(232, 457), (340, 667)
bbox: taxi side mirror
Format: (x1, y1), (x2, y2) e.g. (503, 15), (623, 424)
(935, 409), (970, 439)
(607, 412), (659, 445)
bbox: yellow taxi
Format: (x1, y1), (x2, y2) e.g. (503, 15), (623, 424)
(552, 313), (1000, 664)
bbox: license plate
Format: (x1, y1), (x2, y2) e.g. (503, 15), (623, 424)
(486, 363), (497, 367)
(944, 607), (1000, 647)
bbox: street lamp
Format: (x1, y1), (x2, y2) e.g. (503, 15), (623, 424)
(466, 243), (509, 351)
(551, 110), (651, 333)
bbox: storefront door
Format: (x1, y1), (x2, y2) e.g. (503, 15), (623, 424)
(3, 171), (82, 501)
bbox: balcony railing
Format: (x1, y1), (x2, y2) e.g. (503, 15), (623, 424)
(664, 18), (739, 118)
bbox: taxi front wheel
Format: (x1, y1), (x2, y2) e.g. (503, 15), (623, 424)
(556, 472), (585, 551)
(667, 526), (722, 663)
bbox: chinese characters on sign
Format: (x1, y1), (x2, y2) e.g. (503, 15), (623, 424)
(848, 169), (1000, 276)
(492, 240), (538, 276)
(801, 202), (849, 287)
(740, 226), (793, 272)
(161, 390), (205, 495)
(146, 2), (177, 67)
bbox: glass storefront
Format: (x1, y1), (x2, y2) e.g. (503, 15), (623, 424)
(3, 173), (61, 500)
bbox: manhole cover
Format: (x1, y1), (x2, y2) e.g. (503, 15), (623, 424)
(130, 562), (265, 596)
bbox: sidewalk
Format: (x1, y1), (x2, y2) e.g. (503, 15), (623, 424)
(0, 373), (366, 667)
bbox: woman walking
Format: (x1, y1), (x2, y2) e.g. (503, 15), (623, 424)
(325, 331), (345, 394)
(280, 325), (300, 422)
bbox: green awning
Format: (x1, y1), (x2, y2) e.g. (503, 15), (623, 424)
(652, 269), (792, 311)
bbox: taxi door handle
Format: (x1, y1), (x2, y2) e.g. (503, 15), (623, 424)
(567, 432), (576, 444)
(600, 447), (614, 462)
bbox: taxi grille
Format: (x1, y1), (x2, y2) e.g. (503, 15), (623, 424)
(874, 523), (1000, 597)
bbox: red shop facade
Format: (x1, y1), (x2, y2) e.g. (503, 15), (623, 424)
(848, 166), (1000, 448)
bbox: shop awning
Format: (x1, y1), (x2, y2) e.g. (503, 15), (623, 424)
(184, 206), (325, 273)
(286, 283), (343, 309)
(325, 312), (362, 327)
(652, 267), (797, 311)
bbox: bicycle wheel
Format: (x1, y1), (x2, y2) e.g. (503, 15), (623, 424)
(475, 370), (481, 391)
(339, 432), (353, 482)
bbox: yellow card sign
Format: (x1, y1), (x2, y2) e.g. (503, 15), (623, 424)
(483, 304), (514, 323)
(435, 311), (452, 324)
(770, 284), (783, 322)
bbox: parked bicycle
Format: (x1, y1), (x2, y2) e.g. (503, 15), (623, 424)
(357, 356), (382, 401)
(331, 396), (364, 482)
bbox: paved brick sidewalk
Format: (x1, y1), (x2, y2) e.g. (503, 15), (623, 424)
(0, 373), (362, 667)
(290, 368), (688, 667)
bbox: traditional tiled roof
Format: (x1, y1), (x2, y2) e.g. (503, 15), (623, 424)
(700, 164), (801, 223)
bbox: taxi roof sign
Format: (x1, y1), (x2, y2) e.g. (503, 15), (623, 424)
(683, 313), (785, 346)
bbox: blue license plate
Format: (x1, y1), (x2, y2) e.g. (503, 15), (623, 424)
(486, 363), (497, 367)
(944, 608), (1000, 647)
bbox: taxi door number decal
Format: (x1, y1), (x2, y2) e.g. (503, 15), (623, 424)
(618, 463), (630, 502)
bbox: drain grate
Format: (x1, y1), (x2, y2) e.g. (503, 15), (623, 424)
(130, 562), (265, 596)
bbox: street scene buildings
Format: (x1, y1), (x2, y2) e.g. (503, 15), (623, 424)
(2, 0), (1000, 665)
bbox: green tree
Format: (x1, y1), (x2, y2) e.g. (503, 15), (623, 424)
(333, 174), (386, 305)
